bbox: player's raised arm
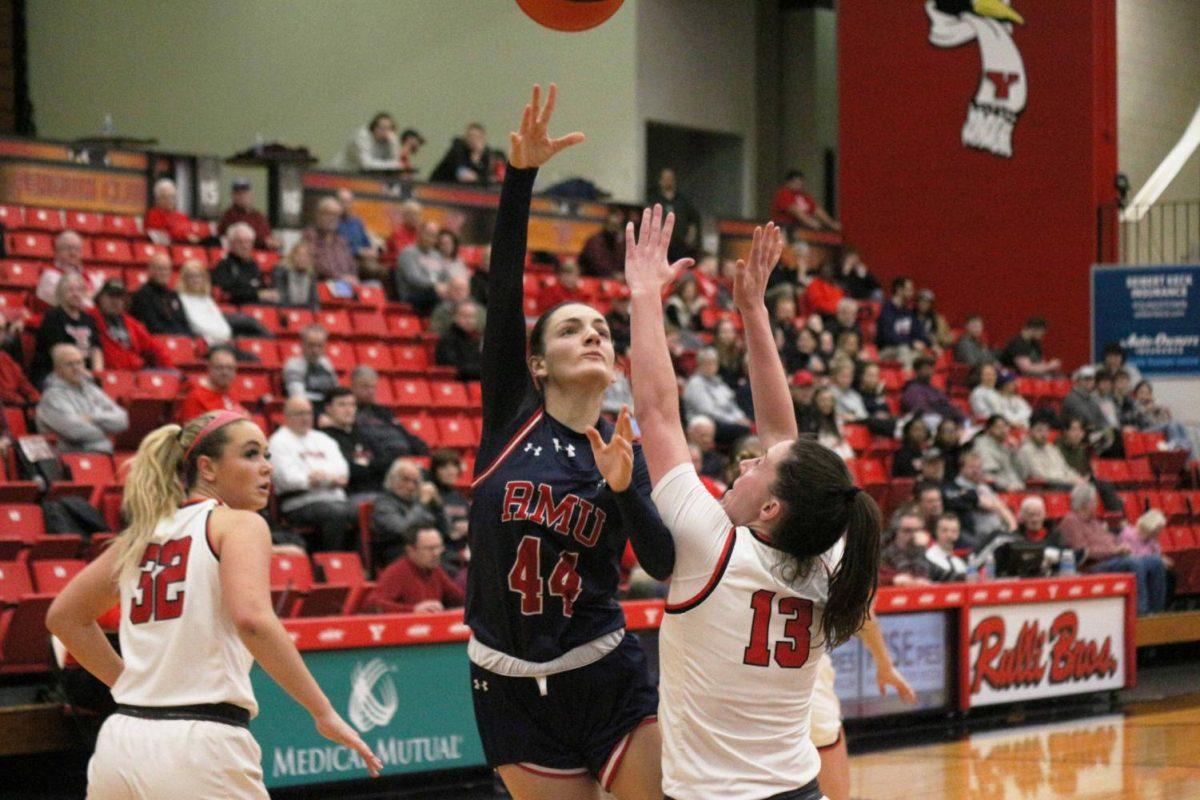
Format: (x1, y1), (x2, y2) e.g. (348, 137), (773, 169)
(733, 223), (794, 448)
(479, 84), (585, 441)
(627, 205), (695, 485)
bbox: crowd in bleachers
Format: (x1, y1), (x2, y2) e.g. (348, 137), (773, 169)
(1, 150), (1199, 671)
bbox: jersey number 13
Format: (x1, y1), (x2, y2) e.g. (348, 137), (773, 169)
(743, 589), (813, 668)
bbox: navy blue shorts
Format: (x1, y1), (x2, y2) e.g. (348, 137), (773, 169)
(469, 633), (659, 790)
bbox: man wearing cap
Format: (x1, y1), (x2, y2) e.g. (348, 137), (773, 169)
(218, 179), (277, 250)
(789, 369), (816, 421)
(1000, 316), (1061, 376)
(88, 279), (174, 371)
(212, 222), (279, 305)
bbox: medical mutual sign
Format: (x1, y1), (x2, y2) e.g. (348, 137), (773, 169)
(1092, 264), (1200, 376)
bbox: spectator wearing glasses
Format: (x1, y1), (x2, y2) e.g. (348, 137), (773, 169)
(319, 387), (389, 504)
(370, 458), (446, 570)
(364, 525), (464, 613)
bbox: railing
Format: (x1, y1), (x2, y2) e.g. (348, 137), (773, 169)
(1099, 200), (1200, 265)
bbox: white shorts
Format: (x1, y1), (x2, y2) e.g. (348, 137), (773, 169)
(809, 653), (842, 749)
(87, 712), (267, 800)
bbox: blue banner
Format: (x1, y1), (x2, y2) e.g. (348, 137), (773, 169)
(1092, 264), (1200, 376)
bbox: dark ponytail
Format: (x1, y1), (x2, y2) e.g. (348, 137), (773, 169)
(769, 438), (882, 649)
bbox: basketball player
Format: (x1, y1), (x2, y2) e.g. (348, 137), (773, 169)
(625, 211), (882, 799)
(465, 85), (675, 800)
(47, 411), (381, 798)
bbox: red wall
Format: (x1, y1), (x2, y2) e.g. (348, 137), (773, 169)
(838, 0), (1117, 369)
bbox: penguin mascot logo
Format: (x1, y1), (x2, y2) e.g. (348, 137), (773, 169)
(926, 0), (1026, 158)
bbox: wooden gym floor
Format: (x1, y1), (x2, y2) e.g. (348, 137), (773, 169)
(848, 693), (1200, 800)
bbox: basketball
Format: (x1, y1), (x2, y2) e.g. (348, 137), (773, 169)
(515, 0), (625, 32)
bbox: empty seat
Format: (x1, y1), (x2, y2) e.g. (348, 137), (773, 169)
(31, 559), (86, 594)
(97, 370), (137, 401)
(325, 342), (356, 372)
(436, 416), (476, 449)
(22, 207), (64, 233)
(63, 211), (104, 235)
(385, 313), (422, 340)
(350, 311), (389, 339)
(152, 335), (200, 366)
(0, 505), (44, 541)
(240, 305), (281, 335)
(100, 215), (140, 238)
(130, 241), (170, 265)
(91, 238), (135, 265)
(238, 338), (279, 368)
(392, 344), (429, 373)
(171, 245), (208, 267)
(279, 308), (315, 331)
(60, 453), (115, 493)
(393, 378), (433, 409)
(0, 205), (25, 229)
(430, 380), (470, 410)
(355, 343), (394, 372)
(5, 232), (54, 259)
(0, 260), (41, 288)
(230, 373), (272, 404)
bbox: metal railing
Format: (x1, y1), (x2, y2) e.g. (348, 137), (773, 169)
(1099, 200), (1200, 265)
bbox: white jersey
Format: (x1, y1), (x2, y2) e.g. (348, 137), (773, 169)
(111, 498), (257, 716)
(652, 464), (842, 800)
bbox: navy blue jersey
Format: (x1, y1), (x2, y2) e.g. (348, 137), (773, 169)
(465, 166), (673, 663)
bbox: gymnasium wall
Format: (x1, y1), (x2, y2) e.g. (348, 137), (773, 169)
(778, 6), (838, 214)
(838, 0), (1119, 370)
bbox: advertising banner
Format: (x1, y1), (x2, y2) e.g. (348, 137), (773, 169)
(966, 597), (1126, 707)
(1092, 264), (1200, 376)
(831, 611), (951, 717)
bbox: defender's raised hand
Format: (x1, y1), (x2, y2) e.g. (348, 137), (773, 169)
(732, 222), (785, 312)
(624, 204), (695, 297)
(508, 84), (586, 169)
(585, 405), (635, 492)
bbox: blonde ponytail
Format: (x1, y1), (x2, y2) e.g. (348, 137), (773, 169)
(112, 423), (188, 576)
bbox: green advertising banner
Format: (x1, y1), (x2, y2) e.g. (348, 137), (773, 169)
(250, 643), (486, 788)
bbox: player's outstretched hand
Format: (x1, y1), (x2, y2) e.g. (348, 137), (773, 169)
(876, 664), (917, 704)
(509, 84), (585, 169)
(585, 405), (635, 493)
(732, 222), (785, 312)
(624, 204), (694, 297)
(315, 709), (384, 777)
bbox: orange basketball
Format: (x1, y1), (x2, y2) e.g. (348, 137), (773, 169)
(515, 0), (625, 32)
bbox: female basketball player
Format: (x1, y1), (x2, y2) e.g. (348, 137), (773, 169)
(47, 411), (381, 798)
(465, 84), (675, 800)
(625, 211), (882, 800)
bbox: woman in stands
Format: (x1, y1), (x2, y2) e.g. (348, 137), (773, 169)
(47, 411), (380, 798)
(625, 212), (881, 800)
(465, 84), (674, 800)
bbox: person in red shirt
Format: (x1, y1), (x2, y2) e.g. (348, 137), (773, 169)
(381, 200), (423, 269)
(770, 170), (840, 231)
(364, 525), (465, 613)
(144, 178), (200, 243)
(803, 260), (846, 317)
(88, 280), (175, 371)
(0, 347), (37, 406)
(217, 179), (279, 250)
(176, 345), (249, 422)
(536, 260), (588, 313)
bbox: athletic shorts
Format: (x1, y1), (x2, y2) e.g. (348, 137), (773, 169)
(469, 633), (659, 791)
(809, 653), (843, 749)
(88, 712), (267, 799)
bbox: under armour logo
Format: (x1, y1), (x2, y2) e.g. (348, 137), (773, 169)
(553, 438), (561, 453)
(565, 444), (576, 458)
(524, 442), (542, 457)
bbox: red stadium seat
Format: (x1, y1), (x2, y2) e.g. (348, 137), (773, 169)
(350, 311), (389, 339)
(0, 205), (25, 229)
(392, 344), (429, 374)
(849, 459), (888, 490)
(153, 335), (200, 366)
(1127, 459), (1155, 489)
(238, 338), (279, 369)
(229, 373), (272, 404)
(60, 453), (115, 494)
(252, 250), (279, 272)
(91, 237), (135, 265)
(240, 305), (281, 335)
(0, 561), (54, 671)
(134, 371), (181, 399)
(357, 284), (385, 307)
(430, 380), (470, 410)
(1148, 491), (1190, 524)
(393, 378), (433, 410)
(312, 551), (374, 614)
(129, 241), (169, 265)
(325, 342), (356, 372)
(354, 343), (394, 372)
(466, 381), (482, 408)
(385, 313), (422, 340)
(397, 414), (436, 447)
(23, 207), (64, 233)
(436, 416), (477, 449)
(315, 309), (352, 337)
(843, 424), (870, 454)
(31, 559), (85, 594)
(26, 535), (83, 562)
(171, 245), (208, 267)
(187, 220), (214, 240)
(277, 339), (303, 362)
(1119, 492), (1144, 522)
(0, 505), (43, 541)
(279, 308), (314, 332)
(1042, 492), (1071, 522)
(97, 370), (136, 401)
(0, 260), (41, 288)
(100, 215), (140, 238)
(1091, 459), (1132, 488)
(5, 232), (54, 259)
(63, 211), (104, 235)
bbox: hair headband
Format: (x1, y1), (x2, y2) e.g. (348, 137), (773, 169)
(182, 411), (250, 463)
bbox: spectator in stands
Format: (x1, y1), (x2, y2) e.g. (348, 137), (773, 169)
(835, 330), (863, 369)
(319, 386), (388, 504)
(430, 123), (495, 185)
(578, 208), (625, 278)
(1000, 316), (1061, 376)
(925, 514), (968, 582)
(429, 274), (487, 337)
(364, 525), (464, 614)
(35, 231), (104, 309)
(914, 479), (945, 531)
(933, 418), (962, 479)
(798, 387), (854, 460)
(1112, 369), (1140, 428)
(1062, 366), (1117, 454)
(88, 279), (174, 372)
(605, 286), (632, 357)
(130, 253), (190, 335)
(436, 229), (469, 282)
(893, 417), (931, 478)
(648, 167), (700, 260)
(664, 273), (706, 334)
(830, 356), (866, 424)
(954, 314), (994, 367)
(336, 112), (406, 172)
(1056, 483), (1167, 615)
(273, 240), (320, 310)
(31, 273), (102, 387)
(396, 220), (450, 314)
(144, 178), (199, 243)
(212, 222), (279, 305)
(712, 319), (745, 389)
(1130, 380), (1196, 460)
(469, 244), (491, 307)
(972, 415), (1025, 491)
(304, 197), (357, 282)
(789, 369), (816, 423)
(901, 356), (964, 423)
(396, 128), (425, 172)
(804, 261), (846, 318)
(537, 260), (589, 313)
(1016, 412), (1084, 490)
(944, 450), (1017, 550)
(0, 343), (37, 406)
(998, 370), (1032, 428)
(371, 458), (445, 568)
(838, 248), (881, 301)
(855, 362), (896, 437)
(429, 448), (470, 564)
(789, 327), (826, 376)
(879, 512), (933, 586)
(433, 300), (483, 381)
(176, 345), (248, 421)
(825, 297), (861, 342)
(177, 260), (268, 347)
(1122, 510), (1171, 570)
(382, 200), (423, 268)
(683, 348), (753, 445)
(35, 343), (127, 453)
(914, 289), (952, 349)
(218, 179), (278, 250)
(968, 362), (1005, 420)
(876, 277), (930, 369)
(917, 447), (948, 487)
(684, 415), (726, 479)
(770, 169), (840, 231)
(1098, 341), (1142, 386)
(348, 365), (428, 456)
(283, 324), (339, 404)
(336, 188), (384, 281)
(975, 494), (1073, 575)
(1094, 370), (1122, 431)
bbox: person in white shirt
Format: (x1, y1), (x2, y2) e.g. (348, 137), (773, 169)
(335, 112), (403, 171)
(968, 362), (1004, 420)
(36, 230), (105, 308)
(622, 211), (881, 800)
(924, 513), (968, 581)
(267, 396), (358, 551)
(178, 260), (235, 346)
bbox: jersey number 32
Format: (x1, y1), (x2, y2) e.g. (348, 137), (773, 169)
(508, 535), (584, 617)
(129, 538), (192, 625)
